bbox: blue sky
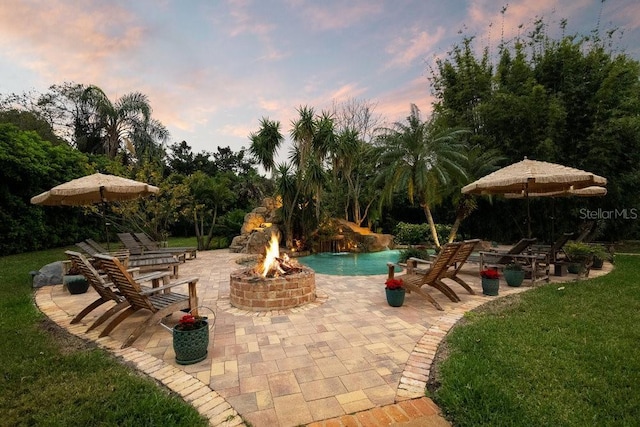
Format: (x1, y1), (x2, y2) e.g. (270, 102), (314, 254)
(1, 0), (638, 164)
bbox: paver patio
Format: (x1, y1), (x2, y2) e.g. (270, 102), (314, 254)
(35, 249), (609, 426)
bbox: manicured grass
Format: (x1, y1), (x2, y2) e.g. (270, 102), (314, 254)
(430, 255), (640, 426)
(0, 245), (209, 426)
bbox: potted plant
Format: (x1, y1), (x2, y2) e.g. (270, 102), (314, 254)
(591, 245), (611, 270)
(564, 242), (609, 277)
(384, 278), (405, 307)
(480, 268), (500, 296)
(503, 263), (525, 287)
(173, 313), (209, 365)
(63, 264), (89, 294)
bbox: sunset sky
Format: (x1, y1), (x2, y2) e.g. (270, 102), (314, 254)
(1, 0), (638, 164)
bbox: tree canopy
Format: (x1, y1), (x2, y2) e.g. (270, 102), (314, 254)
(429, 21), (640, 241)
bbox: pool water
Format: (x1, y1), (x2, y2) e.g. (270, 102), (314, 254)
(297, 250), (402, 276)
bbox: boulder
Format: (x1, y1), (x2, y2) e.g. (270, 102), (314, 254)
(246, 225), (281, 254)
(263, 197), (281, 211)
(229, 235), (249, 253)
(31, 261), (65, 288)
(241, 212), (266, 235)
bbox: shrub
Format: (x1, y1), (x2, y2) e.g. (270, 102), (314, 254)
(398, 247), (433, 263)
(393, 222), (454, 246)
(393, 222), (430, 245)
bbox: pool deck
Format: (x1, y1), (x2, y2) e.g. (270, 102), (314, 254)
(35, 249), (611, 427)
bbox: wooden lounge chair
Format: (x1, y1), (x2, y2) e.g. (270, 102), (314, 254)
(116, 233), (150, 256)
(117, 233), (188, 262)
(93, 253), (200, 348)
(481, 238), (537, 266)
(134, 232), (197, 260)
(64, 251), (169, 332)
(479, 238), (550, 284)
(76, 240), (129, 259)
(78, 239), (182, 278)
(532, 232), (574, 264)
(387, 242), (463, 311)
(440, 239), (481, 295)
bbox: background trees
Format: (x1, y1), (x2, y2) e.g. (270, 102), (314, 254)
(429, 21), (640, 242)
(1, 14), (638, 255)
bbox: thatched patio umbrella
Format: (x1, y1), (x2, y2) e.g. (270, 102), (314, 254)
(462, 158), (607, 237)
(504, 185), (607, 199)
(31, 173), (159, 248)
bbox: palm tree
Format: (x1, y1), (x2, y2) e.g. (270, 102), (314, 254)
(447, 145), (505, 242)
(331, 128), (379, 226)
(290, 107), (333, 225)
(249, 117), (283, 174)
(377, 104), (469, 249)
(274, 162), (300, 249)
(290, 106), (316, 167)
(81, 85), (168, 160)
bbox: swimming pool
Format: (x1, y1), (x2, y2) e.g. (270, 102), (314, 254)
(297, 250), (402, 276)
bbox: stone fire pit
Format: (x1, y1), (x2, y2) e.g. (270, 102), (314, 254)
(229, 266), (316, 311)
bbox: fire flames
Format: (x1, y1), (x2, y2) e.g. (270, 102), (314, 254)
(255, 233), (300, 278)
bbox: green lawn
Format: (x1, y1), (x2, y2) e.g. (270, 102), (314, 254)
(430, 255), (640, 426)
(0, 244), (209, 426)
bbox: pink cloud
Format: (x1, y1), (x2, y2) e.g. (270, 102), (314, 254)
(608, 2), (640, 31)
(225, 0), (287, 62)
(386, 27), (446, 69)
(375, 76), (436, 125)
(465, 0), (593, 47)
(0, 0), (144, 85)
(292, 0), (384, 31)
(328, 83), (368, 103)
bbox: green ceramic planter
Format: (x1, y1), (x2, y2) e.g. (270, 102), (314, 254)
(481, 278), (499, 296)
(385, 288), (405, 307)
(504, 269), (525, 287)
(173, 321), (209, 365)
(567, 263), (582, 274)
(63, 275), (89, 294)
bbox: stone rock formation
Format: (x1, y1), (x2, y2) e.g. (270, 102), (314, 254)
(230, 197), (282, 253)
(312, 219), (394, 253)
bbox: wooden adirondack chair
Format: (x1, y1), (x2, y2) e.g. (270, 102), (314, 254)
(440, 239), (481, 295)
(93, 253), (200, 348)
(64, 251), (169, 332)
(387, 242), (463, 311)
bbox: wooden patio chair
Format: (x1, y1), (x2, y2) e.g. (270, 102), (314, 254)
(116, 233), (148, 256)
(481, 238), (537, 266)
(76, 240), (129, 259)
(64, 251), (169, 332)
(134, 232), (197, 260)
(387, 242), (463, 311)
(440, 239), (481, 295)
(532, 232), (574, 264)
(117, 233), (188, 262)
(81, 239), (181, 277)
(480, 238), (551, 284)
(93, 253), (200, 348)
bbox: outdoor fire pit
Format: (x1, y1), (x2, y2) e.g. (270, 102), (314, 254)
(230, 234), (316, 311)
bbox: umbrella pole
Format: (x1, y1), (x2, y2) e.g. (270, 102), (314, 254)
(99, 188), (110, 251)
(526, 193), (532, 239)
(102, 203), (110, 251)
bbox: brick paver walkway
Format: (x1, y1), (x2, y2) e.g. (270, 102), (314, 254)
(35, 249), (609, 426)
